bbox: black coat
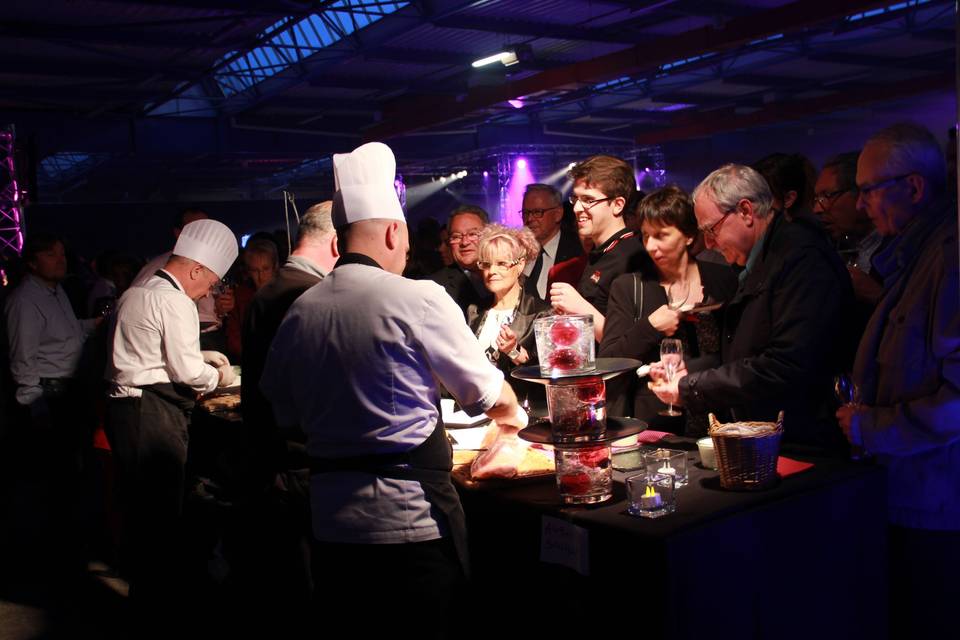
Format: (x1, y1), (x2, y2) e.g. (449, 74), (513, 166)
(427, 265), (492, 321)
(467, 291), (550, 403)
(241, 264), (322, 478)
(599, 260), (738, 427)
(679, 211), (854, 452)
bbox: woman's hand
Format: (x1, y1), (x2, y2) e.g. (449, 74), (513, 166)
(648, 304), (681, 335)
(497, 326), (530, 364)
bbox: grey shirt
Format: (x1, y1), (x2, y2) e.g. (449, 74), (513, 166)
(5, 274), (94, 405)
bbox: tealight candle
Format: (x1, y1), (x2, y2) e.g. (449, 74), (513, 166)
(640, 485), (662, 509)
(658, 462), (676, 476)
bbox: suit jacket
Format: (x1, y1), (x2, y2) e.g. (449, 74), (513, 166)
(427, 265), (492, 321)
(240, 265), (322, 481)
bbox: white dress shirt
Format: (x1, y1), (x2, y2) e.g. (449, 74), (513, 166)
(133, 252), (218, 324)
(107, 270), (219, 399)
(261, 261), (504, 544)
(5, 275), (94, 405)
(522, 228), (561, 299)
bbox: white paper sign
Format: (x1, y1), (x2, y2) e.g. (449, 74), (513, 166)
(540, 516), (590, 576)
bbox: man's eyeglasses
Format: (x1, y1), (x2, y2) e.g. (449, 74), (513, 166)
(448, 230), (482, 244)
(698, 210), (733, 240)
(520, 206), (559, 220)
(857, 173), (914, 198)
(814, 189), (851, 210)
(568, 195), (614, 210)
(477, 258), (521, 271)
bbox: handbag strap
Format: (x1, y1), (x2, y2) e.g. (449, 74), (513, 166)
(632, 273), (644, 323)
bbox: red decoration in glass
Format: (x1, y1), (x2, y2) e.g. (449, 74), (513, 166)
(549, 319), (580, 346)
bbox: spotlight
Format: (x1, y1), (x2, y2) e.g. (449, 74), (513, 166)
(568, 162), (576, 169)
(508, 99), (524, 109)
(472, 51), (517, 68)
(516, 158), (527, 170)
(440, 176), (447, 183)
(483, 171), (489, 178)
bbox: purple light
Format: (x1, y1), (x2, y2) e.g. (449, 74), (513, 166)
(483, 171), (489, 178)
(508, 99), (525, 109)
(516, 158), (527, 170)
(504, 157), (535, 227)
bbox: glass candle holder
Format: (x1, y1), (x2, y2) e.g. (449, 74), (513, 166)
(697, 437), (717, 470)
(555, 444), (613, 505)
(626, 472), (676, 518)
(545, 376), (606, 443)
(534, 314), (596, 377)
(643, 449), (688, 488)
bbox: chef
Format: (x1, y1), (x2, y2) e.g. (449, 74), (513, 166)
(260, 141), (526, 637)
(104, 218), (238, 622)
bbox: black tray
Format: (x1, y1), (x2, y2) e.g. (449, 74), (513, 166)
(518, 417), (647, 446)
(511, 357), (642, 384)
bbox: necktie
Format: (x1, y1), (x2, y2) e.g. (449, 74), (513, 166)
(525, 248), (545, 299)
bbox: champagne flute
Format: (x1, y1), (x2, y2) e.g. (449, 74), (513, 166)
(658, 338), (684, 417)
(666, 280), (690, 311)
(834, 373), (867, 460)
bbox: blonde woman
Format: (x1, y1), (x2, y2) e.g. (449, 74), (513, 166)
(467, 224), (550, 383)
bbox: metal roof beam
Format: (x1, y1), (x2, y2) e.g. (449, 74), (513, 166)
(0, 20), (253, 49)
(431, 15), (641, 45)
(634, 71), (955, 144)
(364, 0), (903, 140)
(806, 51), (953, 72)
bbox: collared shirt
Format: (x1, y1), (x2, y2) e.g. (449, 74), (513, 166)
(855, 230), (883, 274)
(739, 230), (767, 283)
(107, 270), (219, 399)
(261, 254), (504, 544)
(523, 228), (561, 299)
(133, 252), (218, 323)
(576, 227), (646, 315)
(872, 207), (949, 290)
(5, 274), (94, 405)
(285, 254), (327, 279)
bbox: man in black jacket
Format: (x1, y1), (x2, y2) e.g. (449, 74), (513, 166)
(428, 204), (492, 319)
(520, 183), (584, 300)
(650, 163), (853, 452)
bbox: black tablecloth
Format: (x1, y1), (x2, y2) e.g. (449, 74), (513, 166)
(459, 437), (888, 640)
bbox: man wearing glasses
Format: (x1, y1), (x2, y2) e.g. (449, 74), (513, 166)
(836, 123), (959, 636)
(520, 183), (584, 300)
(814, 152), (883, 305)
(649, 163), (854, 452)
(549, 155), (650, 341)
(428, 204), (492, 319)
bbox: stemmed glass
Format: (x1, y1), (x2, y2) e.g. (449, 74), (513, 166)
(212, 275), (234, 319)
(658, 339), (684, 417)
(834, 373), (866, 460)
(666, 280), (690, 311)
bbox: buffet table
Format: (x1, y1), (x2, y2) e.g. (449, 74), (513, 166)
(458, 436), (888, 640)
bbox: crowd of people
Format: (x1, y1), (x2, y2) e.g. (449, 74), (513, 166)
(0, 121), (956, 637)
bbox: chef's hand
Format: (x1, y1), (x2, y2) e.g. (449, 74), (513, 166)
(217, 363), (236, 387)
(214, 288), (235, 316)
(549, 282), (595, 317)
(647, 360), (687, 407)
(201, 350), (230, 368)
(648, 304), (681, 336)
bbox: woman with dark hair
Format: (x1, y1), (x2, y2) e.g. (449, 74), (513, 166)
(599, 186), (737, 435)
(752, 152), (817, 220)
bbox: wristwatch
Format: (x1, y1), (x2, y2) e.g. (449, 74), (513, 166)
(507, 347), (522, 360)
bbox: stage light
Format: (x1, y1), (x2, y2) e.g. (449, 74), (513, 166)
(508, 99), (525, 109)
(516, 158), (527, 170)
(483, 171), (489, 178)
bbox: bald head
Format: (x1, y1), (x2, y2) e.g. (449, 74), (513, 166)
(341, 218), (409, 275)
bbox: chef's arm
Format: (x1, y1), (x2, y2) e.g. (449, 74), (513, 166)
(483, 381), (527, 431)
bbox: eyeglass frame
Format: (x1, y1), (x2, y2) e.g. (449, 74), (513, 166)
(813, 188), (853, 210)
(447, 229), (482, 244)
(477, 257), (522, 271)
(857, 173), (915, 198)
(520, 205), (561, 220)
(698, 209), (734, 240)
(568, 195), (615, 210)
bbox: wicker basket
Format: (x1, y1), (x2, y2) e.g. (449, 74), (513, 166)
(708, 412), (784, 490)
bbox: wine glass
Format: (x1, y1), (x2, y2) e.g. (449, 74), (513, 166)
(212, 275), (234, 319)
(658, 338), (684, 417)
(666, 280), (690, 311)
(834, 373), (867, 460)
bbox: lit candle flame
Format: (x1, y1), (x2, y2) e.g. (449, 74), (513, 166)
(644, 485), (657, 498)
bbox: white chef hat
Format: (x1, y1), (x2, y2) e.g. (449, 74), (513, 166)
(332, 141), (405, 228)
(173, 219), (238, 279)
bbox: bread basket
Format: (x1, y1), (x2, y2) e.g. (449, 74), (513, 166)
(707, 411), (783, 490)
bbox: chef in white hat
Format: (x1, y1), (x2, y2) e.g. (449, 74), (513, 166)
(261, 141), (526, 636)
(103, 218), (238, 619)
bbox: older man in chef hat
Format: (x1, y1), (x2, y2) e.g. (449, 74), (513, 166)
(104, 218), (238, 625)
(261, 141), (526, 637)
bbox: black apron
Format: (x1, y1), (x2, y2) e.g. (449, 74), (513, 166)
(308, 414), (470, 577)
